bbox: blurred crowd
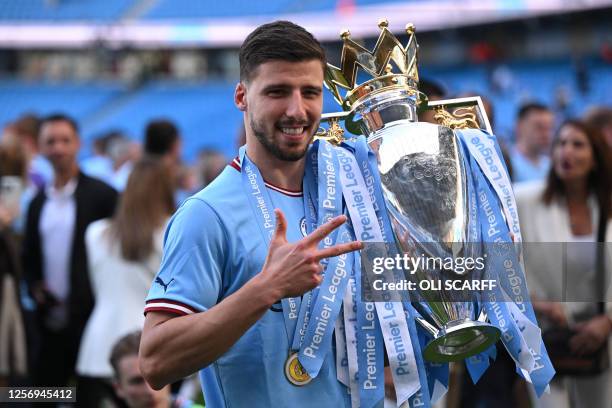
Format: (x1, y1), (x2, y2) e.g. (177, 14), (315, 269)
(0, 113), (223, 407)
(0, 84), (611, 408)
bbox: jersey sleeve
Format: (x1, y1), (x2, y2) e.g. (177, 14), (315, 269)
(145, 197), (227, 316)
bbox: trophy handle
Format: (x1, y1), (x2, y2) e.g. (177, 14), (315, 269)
(314, 111), (363, 145)
(424, 96), (493, 135)
(318, 96), (493, 145)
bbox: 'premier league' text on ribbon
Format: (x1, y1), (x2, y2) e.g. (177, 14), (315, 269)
(320, 147), (337, 213)
(361, 302), (379, 390)
(244, 162), (274, 231)
(335, 144), (421, 406)
(381, 302), (419, 377)
(337, 152), (376, 242)
(303, 251), (348, 359)
(468, 133), (521, 238)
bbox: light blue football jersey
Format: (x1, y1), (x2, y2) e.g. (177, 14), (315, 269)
(145, 158), (350, 408)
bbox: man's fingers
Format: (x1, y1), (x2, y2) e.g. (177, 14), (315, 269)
(272, 209), (288, 243)
(315, 240), (363, 260)
(302, 215), (347, 246)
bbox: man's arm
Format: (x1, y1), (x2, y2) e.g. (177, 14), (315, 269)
(140, 272), (277, 389)
(140, 209), (362, 390)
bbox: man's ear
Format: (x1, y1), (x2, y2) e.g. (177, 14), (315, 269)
(113, 380), (125, 400)
(235, 82), (247, 112)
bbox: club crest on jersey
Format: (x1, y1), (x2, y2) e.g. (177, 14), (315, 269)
(300, 217), (308, 237)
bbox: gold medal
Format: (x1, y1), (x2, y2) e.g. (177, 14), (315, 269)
(284, 352), (312, 386)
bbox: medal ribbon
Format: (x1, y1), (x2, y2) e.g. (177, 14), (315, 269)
(299, 140), (355, 379)
(239, 147), (325, 370)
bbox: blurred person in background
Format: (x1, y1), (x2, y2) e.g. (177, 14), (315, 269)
(584, 106), (612, 148)
(1, 115), (53, 234)
(107, 133), (138, 192)
(0, 143), (28, 386)
(511, 102), (555, 183)
(22, 113), (118, 392)
(194, 148), (226, 189)
(515, 119), (612, 408)
(76, 157), (175, 407)
(110, 331), (202, 408)
(0, 129), (29, 233)
(144, 119), (182, 179)
(11, 113), (53, 189)
(143, 119), (183, 206)
(80, 131), (117, 184)
(175, 164), (198, 206)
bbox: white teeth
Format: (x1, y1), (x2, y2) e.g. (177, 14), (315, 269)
(280, 127), (304, 135)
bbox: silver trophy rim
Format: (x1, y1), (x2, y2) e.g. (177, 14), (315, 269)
(423, 319), (501, 363)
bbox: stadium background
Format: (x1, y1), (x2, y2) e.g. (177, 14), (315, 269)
(0, 1), (611, 407)
(1, 0), (611, 162)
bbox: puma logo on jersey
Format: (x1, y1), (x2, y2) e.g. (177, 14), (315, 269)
(155, 277), (175, 293)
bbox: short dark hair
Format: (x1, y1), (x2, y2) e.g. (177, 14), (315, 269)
(144, 119), (179, 156)
(110, 331), (141, 379)
(239, 20), (326, 82)
(40, 113), (79, 135)
(517, 102), (550, 121)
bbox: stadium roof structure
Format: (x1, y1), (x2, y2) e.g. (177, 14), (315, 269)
(0, 0), (611, 48)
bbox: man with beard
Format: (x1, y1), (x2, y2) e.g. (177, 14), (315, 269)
(140, 21), (362, 407)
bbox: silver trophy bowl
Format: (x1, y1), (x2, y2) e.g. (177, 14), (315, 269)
(354, 88), (500, 362)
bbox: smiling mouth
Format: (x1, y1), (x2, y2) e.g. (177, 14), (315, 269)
(279, 126), (305, 135)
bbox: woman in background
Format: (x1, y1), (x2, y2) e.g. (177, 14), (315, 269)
(515, 119), (612, 408)
(0, 143), (28, 386)
(76, 157), (175, 407)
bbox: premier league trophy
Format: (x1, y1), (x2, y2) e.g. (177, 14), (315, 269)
(320, 20), (500, 362)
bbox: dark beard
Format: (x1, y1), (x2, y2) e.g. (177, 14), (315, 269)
(250, 116), (312, 162)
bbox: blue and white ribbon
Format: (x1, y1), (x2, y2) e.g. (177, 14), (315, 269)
(298, 140), (355, 378)
(458, 129), (555, 396)
(336, 141), (426, 408)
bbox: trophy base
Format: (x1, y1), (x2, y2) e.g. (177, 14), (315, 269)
(423, 319), (500, 363)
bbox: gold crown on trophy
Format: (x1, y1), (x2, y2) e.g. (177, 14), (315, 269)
(324, 19), (421, 111)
